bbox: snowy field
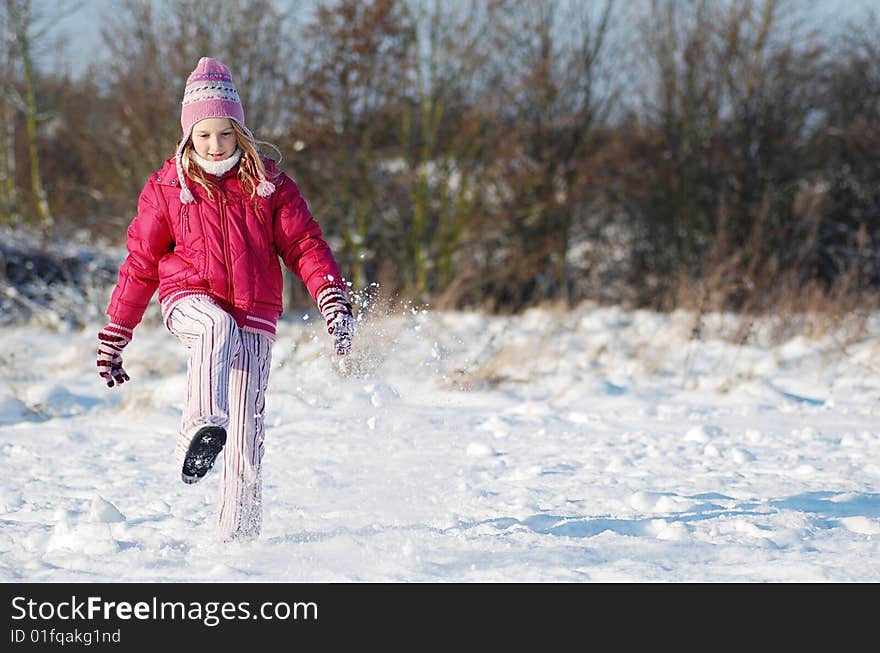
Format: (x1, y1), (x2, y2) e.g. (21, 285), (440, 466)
(1, 299), (879, 583)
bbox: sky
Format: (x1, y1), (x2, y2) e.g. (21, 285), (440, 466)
(1, 237), (878, 582)
(36, 0), (314, 77)
(35, 0), (878, 79)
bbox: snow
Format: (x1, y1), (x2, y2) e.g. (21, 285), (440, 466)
(1, 300), (879, 582)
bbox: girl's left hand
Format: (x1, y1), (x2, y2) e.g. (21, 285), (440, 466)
(328, 313), (355, 356)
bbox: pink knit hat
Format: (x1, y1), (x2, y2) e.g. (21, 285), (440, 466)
(175, 57), (275, 203)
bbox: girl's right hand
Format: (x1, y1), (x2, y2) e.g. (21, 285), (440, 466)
(97, 323), (133, 387)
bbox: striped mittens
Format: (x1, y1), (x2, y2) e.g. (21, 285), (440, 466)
(317, 285), (355, 356)
(97, 323), (133, 387)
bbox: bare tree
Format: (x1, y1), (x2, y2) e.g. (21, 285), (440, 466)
(288, 0), (411, 293)
(16, 0), (52, 236)
(3, 0), (54, 238)
(811, 8), (880, 290)
(478, 0), (618, 309)
(398, 0), (510, 300)
(0, 1), (19, 225)
(619, 0), (824, 310)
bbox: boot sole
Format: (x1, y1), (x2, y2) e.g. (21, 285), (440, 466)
(181, 426), (227, 484)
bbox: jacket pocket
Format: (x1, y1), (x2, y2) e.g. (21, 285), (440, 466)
(158, 249), (208, 287)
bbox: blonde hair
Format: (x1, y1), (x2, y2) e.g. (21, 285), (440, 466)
(180, 121), (281, 205)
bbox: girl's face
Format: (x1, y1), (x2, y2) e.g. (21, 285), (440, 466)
(191, 117), (237, 161)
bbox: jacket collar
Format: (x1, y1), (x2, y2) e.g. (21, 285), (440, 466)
(154, 158), (180, 188)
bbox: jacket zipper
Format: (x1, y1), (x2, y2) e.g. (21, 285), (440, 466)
(181, 204), (189, 235)
(218, 187), (234, 302)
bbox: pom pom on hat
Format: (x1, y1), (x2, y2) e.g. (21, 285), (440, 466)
(256, 179), (275, 197)
(175, 57), (275, 203)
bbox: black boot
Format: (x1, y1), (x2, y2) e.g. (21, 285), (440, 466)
(181, 425), (227, 484)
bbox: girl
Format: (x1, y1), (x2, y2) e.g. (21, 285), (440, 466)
(96, 57), (354, 542)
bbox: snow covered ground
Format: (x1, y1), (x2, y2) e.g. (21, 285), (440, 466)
(1, 299), (879, 582)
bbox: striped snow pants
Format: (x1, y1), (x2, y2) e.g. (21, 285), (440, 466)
(165, 295), (273, 542)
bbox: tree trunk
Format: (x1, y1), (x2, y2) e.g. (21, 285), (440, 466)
(18, 0), (53, 241)
(1, 94), (18, 225)
(1, 1), (19, 224)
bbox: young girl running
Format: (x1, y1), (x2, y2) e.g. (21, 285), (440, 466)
(96, 57), (354, 542)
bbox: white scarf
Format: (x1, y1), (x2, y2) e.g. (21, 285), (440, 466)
(191, 148), (242, 177)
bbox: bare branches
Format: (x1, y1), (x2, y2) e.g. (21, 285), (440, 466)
(4, 0), (880, 316)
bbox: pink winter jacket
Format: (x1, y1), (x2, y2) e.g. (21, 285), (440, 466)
(107, 157), (345, 338)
